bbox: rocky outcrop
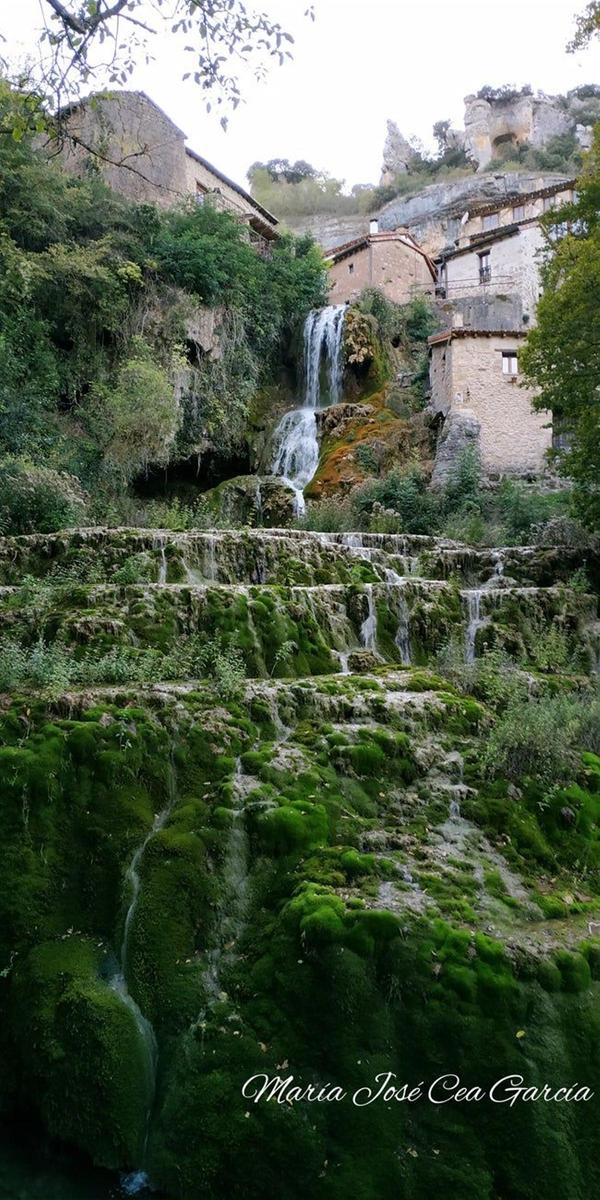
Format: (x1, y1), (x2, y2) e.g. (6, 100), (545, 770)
(431, 409), (481, 489)
(464, 87), (597, 170)
(380, 119), (419, 184)
(377, 170), (571, 255)
(203, 474), (296, 527)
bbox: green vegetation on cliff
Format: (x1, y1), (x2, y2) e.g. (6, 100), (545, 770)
(0, 83), (326, 532)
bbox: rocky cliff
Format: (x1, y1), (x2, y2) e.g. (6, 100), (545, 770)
(284, 170), (571, 256)
(464, 87), (598, 170)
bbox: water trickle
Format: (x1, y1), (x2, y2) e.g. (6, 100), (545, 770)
(399, 864), (419, 891)
(492, 550), (505, 579)
(360, 585), (377, 651)
(203, 757), (251, 1004)
(449, 797), (461, 821)
(394, 594), (411, 666)
(158, 546), (167, 584)
(109, 757), (178, 1187)
(270, 305), (346, 512)
(464, 589), (485, 664)
(120, 1169), (152, 1196)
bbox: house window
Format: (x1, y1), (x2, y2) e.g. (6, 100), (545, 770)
(543, 195), (556, 212)
(512, 204), (525, 221)
(482, 213), (499, 231)
(478, 250), (491, 283)
(502, 351), (518, 376)
(348, 262), (354, 274)
(195, 182), (209, 205)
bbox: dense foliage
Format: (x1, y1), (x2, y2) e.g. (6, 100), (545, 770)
(521, 128), (600, 528)
(0, 87), (325, 529)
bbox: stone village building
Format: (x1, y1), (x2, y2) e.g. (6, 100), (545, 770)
(435, 179), (576, 323)
(55, 90), (278, 253)
(325, 223), (436, 305)
(425, 180), (575, 478)
(428, 328), (552, 482)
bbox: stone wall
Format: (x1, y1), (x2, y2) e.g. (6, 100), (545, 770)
(430, 333), (552, 474)
(184, 151), (267, 226)
(56, 91), (274, 236)
(57, 91), (189, 207)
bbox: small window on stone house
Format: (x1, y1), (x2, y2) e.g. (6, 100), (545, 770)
(543, 195), (556, 212)
(482, 212), (499, 231)
(512, 204), (525, 221)
(348, 262), (354, 274)
(478, 249), (491, 283)
(196, 182), (209, 205)
(502, 351), (518, 376)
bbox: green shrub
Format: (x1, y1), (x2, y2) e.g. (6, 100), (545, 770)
(485, 694), (600, 785)
(0, 457), (87, 534)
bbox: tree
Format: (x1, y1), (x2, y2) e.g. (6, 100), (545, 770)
(568, 2), (600, 50)
(2, 1), (313, 131)
(520, 129), (600, 528)
(433, 119), (451, 157)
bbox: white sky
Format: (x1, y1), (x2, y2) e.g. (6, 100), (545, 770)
(2, 0), (599, 190)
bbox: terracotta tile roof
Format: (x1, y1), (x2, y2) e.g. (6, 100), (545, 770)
(428, 328), (528, 347)
(467, 178), (576, 220)
(438, 223), (520, 261)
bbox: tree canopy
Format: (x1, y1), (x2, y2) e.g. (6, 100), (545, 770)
(0, 84), (326, 516)
(2, 1), (312, 131)
(568, 1), (600, 50)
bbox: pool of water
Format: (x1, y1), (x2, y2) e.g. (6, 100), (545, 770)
(0, 1128), (155, 1200)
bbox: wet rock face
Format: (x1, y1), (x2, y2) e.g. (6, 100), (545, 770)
(0, 523), (599, 1198)
(202, 474), (297, 527)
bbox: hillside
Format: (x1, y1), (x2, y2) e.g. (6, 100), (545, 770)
(0, 77), (600, 1200)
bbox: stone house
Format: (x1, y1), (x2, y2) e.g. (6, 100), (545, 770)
(428, 328), (552, 476)
(55, 90), (278, 251)
(435, 180), (576, 323)
(326, 224), (436, 305)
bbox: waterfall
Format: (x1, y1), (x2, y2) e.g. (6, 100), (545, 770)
(152, 535), (168, 584)
(360, 585), (377, 651)
(270, 305), (346, 514)
(110, 758), (178, 1195)
(464, 589), (485, 664)
(394, 594), (411, 666)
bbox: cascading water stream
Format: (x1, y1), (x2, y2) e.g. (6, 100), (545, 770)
(270, 305), (346, 515)
(463, 589), (485, 664)
(394, 593), (411, 666)
(203, 757), (251, 1004)
(110, 757), (178, 1196)
(360, 584), (378, 651)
